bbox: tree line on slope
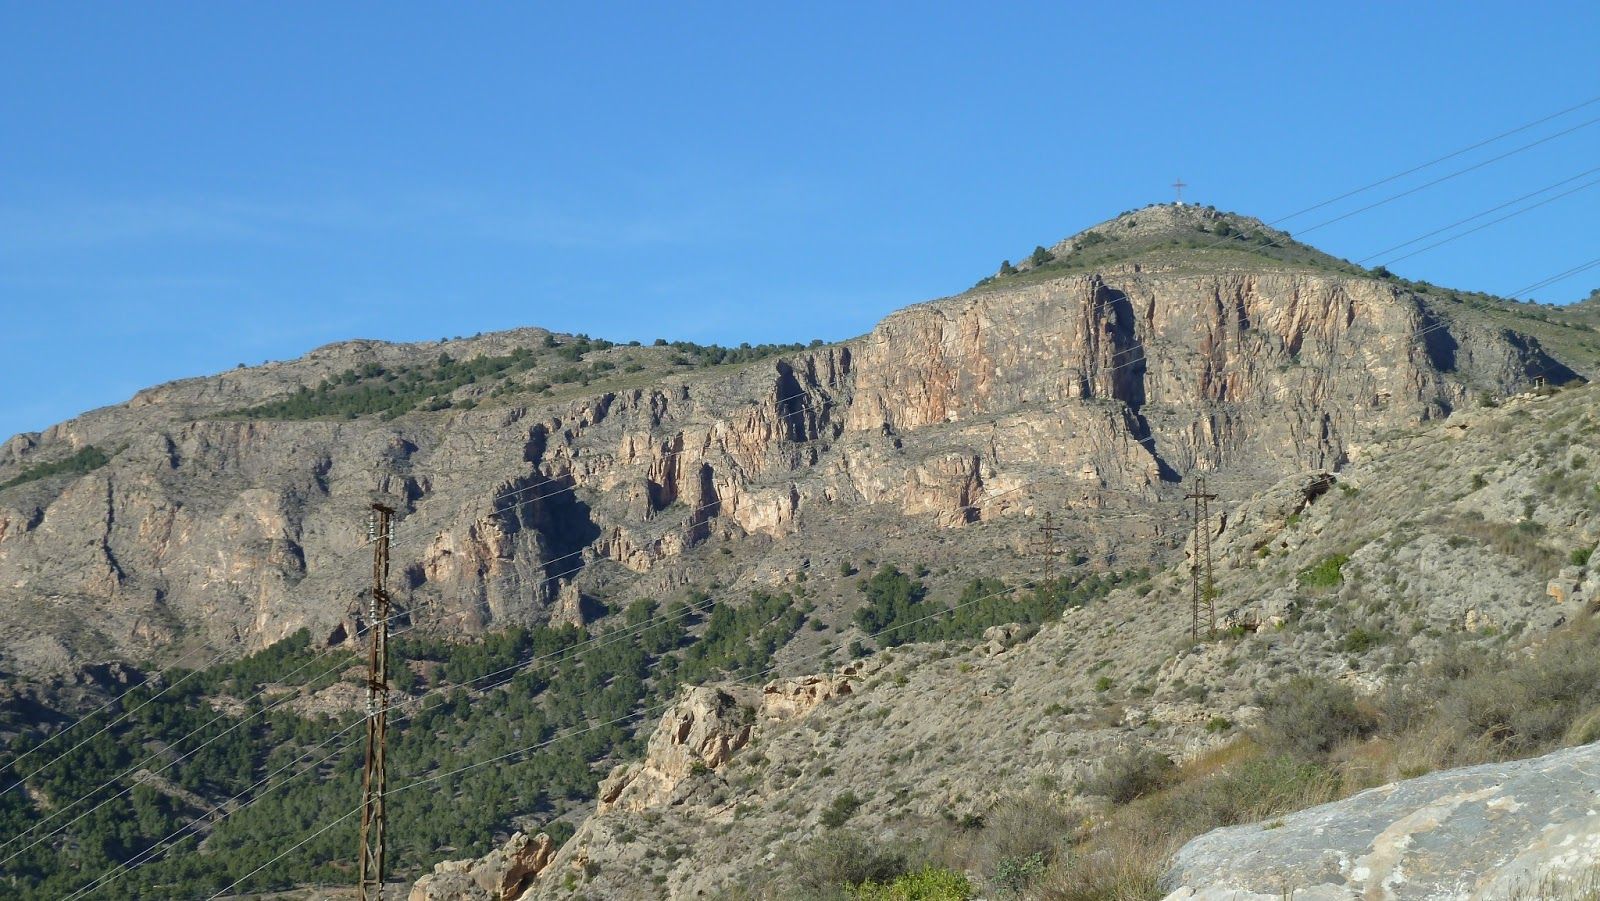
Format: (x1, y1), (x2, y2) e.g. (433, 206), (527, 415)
(0, 558), (1142, 899)
(224, 337), (823, 422)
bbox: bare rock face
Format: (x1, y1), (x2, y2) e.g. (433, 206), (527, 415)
(409, 830), (554, 901)
(1162, 741), (1600, 900)
(596, 686), (754, 815)
(0, 212), (1582, 676)
(430, 383), (1600, 901)
(759, 671), (857, 720)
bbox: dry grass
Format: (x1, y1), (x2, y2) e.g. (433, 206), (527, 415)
(1502, 864), (1600, 901)
(764, 616), (1600, 900)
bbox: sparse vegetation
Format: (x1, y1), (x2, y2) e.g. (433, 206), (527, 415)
(1080, 748), (1175, 803)
(1296, 553), (1349, 589)
(222, 337), (819, 421)
(820, 791), (866, 828)
(1259, 675), (1372, 759)
(851, 566), (1144, 650)
(853, 866), (973, 900)
(0, 445), (110, 491)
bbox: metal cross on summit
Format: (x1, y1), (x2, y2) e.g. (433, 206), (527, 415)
(1172, 177), (1188, 205)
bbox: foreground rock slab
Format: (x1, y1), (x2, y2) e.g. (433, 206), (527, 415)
(1163, 742), (1600, 900)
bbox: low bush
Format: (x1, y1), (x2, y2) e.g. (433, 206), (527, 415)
(1297, 553), (1350, 589)
(821, 791), (866, 828)
(793, 830), (908, 897)
(853, 866), (973, 900)
(1080, 748), (1175, 804)
(1258, 675), (1373, 759)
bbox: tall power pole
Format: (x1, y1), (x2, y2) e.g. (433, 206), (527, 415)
(1035, 512), (1062, 582)
(358, 504), (394, 900)
(1185, 477), (1217, 637)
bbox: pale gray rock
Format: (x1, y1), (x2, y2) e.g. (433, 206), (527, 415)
(1163, 741), (1600, 900)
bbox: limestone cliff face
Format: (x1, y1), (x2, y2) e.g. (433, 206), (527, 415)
(854, 268), (1552, 482)
(422, 383), (1600, 901)
(0, 243), (1576, 674)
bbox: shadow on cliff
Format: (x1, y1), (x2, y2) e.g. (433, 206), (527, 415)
(1100, 286), (1181, 483)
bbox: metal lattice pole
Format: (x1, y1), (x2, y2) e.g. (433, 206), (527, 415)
(1036, 512), (1062, 582)
(1185, 476), (1218, 638)
(357, 503), (394, 900)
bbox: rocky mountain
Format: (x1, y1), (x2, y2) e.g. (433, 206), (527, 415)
(0, 204), (1585, 681)
(416, 377), (1600, 900)
(4, 203), (1600, 901)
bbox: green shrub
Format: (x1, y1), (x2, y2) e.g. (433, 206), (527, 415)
(1, 445), (110, 490)
(1572, 547), (1594, 567)
(821, 791), (865, 828)
(966, 796), (1072, 874)
(1297, 554), (1350, 589)
(794, 830), (907, 893)
(1340, 626), (1390, 654)
(1259, 675), (1372, 759)
(854, 867), (973, 900)
(1081, 749), (1175, 803)
(987, 853), (1044, 896)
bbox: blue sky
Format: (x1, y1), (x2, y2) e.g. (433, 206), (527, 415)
(4, 3), (1599, 439)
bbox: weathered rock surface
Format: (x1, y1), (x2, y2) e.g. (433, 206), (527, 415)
(1163, 741), (1600, 900)
(596, 686), (755, 815)
(0, 207), (1581, 678)
(422, 381), (1600, 900)
(410, 830), (554, 901)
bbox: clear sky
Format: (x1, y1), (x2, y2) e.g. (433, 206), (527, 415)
(4, 2), (1599, 440)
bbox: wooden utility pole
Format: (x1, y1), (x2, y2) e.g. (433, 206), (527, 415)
(1185, 477), (1217, 638)
(357, 503), (394, 900)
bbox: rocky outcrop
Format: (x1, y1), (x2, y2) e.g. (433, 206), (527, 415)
(1162, 741), (1600, 900)
(759, 671), (857, 719)
(596, 686), (754, 815)
(410, 831), (555, 901)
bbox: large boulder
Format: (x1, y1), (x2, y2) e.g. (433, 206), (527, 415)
(1163, 741), (1600, 900)
(409, 831), (554, 901)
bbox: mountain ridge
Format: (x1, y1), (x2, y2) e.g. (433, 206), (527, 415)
(0, 208), (1591, 678)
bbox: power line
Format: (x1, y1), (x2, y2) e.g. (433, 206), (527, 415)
(1378, 175), (1600, 267)
(1506, 255), (1600, 300)
(1266, 93), (1600, 226)
(357, 503), (395, 900)
(1185, 475), (1218, 638)
(0, 614), (418, 864)
(1356, 164), (1600, 264)
(60, 712), (372, 901)
(1287, 113), (1600, 243)
(23, 103), (1600, 891)
(0, 643), (237, 799)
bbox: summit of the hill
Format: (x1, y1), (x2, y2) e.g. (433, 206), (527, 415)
(977, 202), (1358, 289)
